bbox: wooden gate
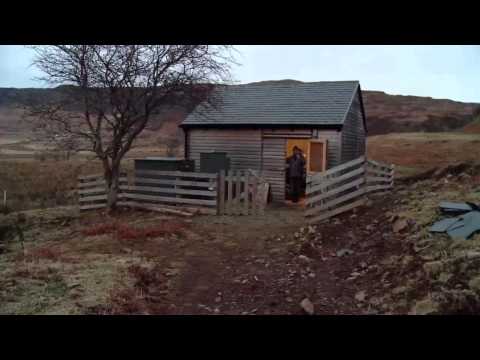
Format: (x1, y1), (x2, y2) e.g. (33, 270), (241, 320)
(305, 156), (394, 223)
(217, 170), (269, 216)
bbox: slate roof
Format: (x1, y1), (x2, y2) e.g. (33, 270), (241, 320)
(181, 80), (361, 127)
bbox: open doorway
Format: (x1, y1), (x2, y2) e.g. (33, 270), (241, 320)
(285, 139), (327, 204)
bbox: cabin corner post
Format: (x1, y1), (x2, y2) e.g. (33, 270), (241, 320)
(184, 128), (189, 159)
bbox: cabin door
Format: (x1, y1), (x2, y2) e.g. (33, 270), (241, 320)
(285, 139), (310, 203)
(308, 140), (327, 173)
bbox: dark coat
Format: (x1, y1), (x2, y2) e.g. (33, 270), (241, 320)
(287, 154), (306, 178)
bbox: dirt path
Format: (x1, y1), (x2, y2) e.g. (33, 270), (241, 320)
(120, 196), (419, 315)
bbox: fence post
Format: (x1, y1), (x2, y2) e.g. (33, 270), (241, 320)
(364, 158), (369, 196)
(251, 176), (258, 216)
(244, 171), (250, 216)
(218, 170), (225, 216)
(227, 171), (233, 216)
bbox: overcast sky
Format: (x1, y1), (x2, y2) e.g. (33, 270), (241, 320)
(1, 45), (479, 103)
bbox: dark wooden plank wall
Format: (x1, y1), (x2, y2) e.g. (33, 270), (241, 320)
(312, 129), (342, 168)
(340, 89), (366, 163)
(261, 136), (286, 202)
(188, 129), (262, 172)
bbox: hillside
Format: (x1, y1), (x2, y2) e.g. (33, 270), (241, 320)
(0, 84), (478, 139)
(363, 90), (478, 135)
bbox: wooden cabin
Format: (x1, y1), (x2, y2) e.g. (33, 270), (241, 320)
(179, 80), (367, 203)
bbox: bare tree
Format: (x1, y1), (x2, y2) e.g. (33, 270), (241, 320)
(25, 45), (233, 211)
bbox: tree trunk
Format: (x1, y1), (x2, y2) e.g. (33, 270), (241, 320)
(105, 164), (120, 213)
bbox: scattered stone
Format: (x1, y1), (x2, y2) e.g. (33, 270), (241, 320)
(392, 286), (408, 295)
(438, 272), (452, 284)
(368, 297), (381, 306)
(393, 218), (409, 233)
(215, 296), (222, 303)
(308, 226), (316, 234)
(468, 275), (480, 293)
(355, 291), (366, 302)
(298, 255), (311, 263)
(423, 261), (445, 278)
(308, 272), (316, 278)
(410, 298), (439, 315)
(286, 297), (293, 303)
(300, 298), (315, 315)
(360, 261), (368, 269)
(336, 248), (354, 257)
(401, 255), (414, 268)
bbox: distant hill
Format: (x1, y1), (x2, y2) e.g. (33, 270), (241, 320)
(0, 83), (478, 138)
(363, 90), (478, 135)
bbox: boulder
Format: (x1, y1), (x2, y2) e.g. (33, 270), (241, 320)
(300, 298), (315, 315)
(336, 248), (354, 257)
(355, 291), (366, 302)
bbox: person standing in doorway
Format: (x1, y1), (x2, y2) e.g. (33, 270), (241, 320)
(286, 146), (306, 203)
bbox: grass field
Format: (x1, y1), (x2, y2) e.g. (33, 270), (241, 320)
(367, 132), (480, 177)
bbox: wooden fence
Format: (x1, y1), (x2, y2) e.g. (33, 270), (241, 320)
(77, 173), (128, 211)
(217, 170), (269, 216)
(305, 156), (394, 224)
(366, 159), (395, 194)
(120, 170), (218, 215)
(77, 168), (268, 216)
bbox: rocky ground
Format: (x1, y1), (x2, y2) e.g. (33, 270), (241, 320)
(1, 164), (480, 314)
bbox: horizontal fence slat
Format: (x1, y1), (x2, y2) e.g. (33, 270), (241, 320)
(307, 198), (366, 224)
(79, 193), (127, 203)
(125, 193), (217, 207)
(80, 203), (107, 210)
(306, 166), (365, 195)
(78, 173), (104, 181)
(78, 187), (107, 195)
(306, 187), (366, 217)
(120, 185), (216, 198)
(78, 173), (127, 181)
(119, 201), (217, 215)
(78, 178), (127, 188)
(367, 168), (394, 177)
(305, 177), (365, 205)
(367, 176), (394, 183)
(307, 156), (365, 182)
(133, 177), (215, 188)
(79, 195), (107, 202)
(135, 170), (217, 179)
(367, 184), (393, 192)
(367, 159), (393, 169)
